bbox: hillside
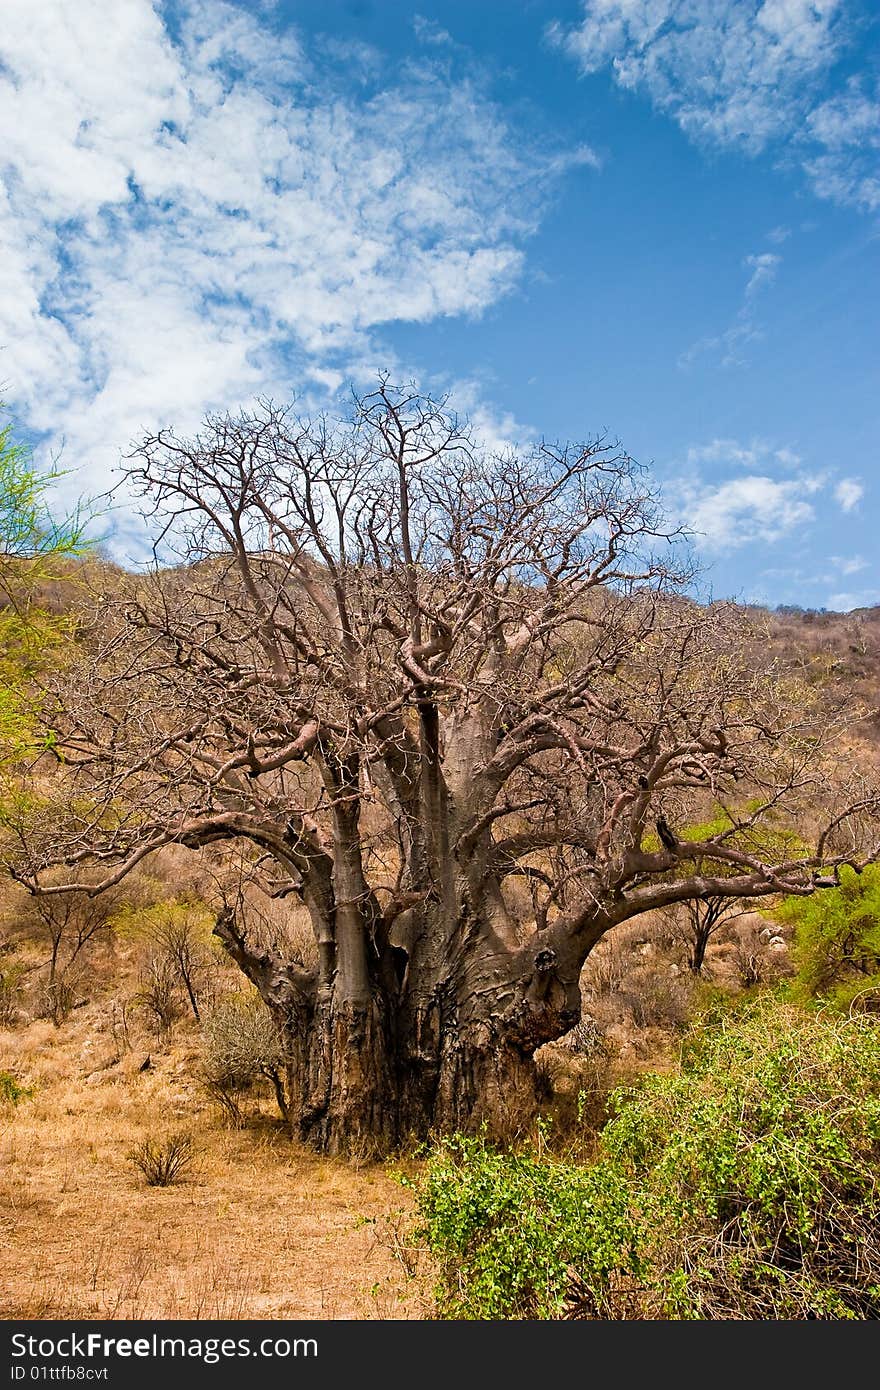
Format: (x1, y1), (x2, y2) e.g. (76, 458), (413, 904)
(1, 577), (878, 1319)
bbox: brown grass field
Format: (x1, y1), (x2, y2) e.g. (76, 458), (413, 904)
(0, 1006), (425, 1321)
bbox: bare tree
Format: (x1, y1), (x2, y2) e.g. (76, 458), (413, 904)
(11, 885), (118, 1024)
(6, 382), (878, 1152)
(669, 896), (750, 975)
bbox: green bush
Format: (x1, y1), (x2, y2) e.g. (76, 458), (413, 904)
(774, 864), (880, 1009)
(0, 1070), (33, 1105)
(411, 998), (880, 1319)
(408, 1129), (645, 1319)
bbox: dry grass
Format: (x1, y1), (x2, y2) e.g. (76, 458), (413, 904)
(0, 1002), (427, 1321)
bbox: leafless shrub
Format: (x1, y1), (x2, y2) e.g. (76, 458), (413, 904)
(128, 1133), (196, 1187)
(120, 898), (217, 1027)
(107, 999), (134, 1061)
(0, 962), (24, 1027)
(731, 921), (793, 989)
(35, 973), (78, 1026)
(663, 897), (752, 975)
(618, 964), (694, 1030)
(200, 994), (289, 1125)
(135, 952), (187, 1039)
(148, 909), (214, 1023)
(582, 932), (630, 999)
(559, 1017), (605, 1056)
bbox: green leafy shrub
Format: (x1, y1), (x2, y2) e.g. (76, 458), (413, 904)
(0, 402), (93, 776)
(407, 1127), (645, 1319)
(774, 865), (880, 1009)
(411, 998), (880, 1319)
(0, 1070), (33, 1105)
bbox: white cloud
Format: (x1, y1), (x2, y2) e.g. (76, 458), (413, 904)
(550, 1), (878, 210)
(669, 437), (825, 550)
(550, 1), (842, 149)
(413, 15), (454, 46)
(773, 445), (802, 469)
(826, 588), (880, 611)
(829, 553), (869, 574)
(802, 78), (880, 209)
(683, 438), (764, 470)
(683, 438), (806, 474)
(679, 250), (781, 370)
(0, 0), (588, 546)
(743, 251), (781, 299)
(835, 478), (864, 511)
(680, 474), (821, 550)
(678, 322), (761, 371)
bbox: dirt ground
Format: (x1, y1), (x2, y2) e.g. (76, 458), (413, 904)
(0, 1012), (427, 1321)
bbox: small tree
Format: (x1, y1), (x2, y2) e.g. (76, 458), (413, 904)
(30, 890), (115, 1024)
(658, 811), (800, 973)
(113, 897), (216, 1024)
(674, 896), (746, 974)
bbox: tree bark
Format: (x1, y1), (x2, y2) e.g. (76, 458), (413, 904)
(217, 881), (585, 1154)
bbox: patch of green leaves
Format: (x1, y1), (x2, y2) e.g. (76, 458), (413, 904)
(411, 998), (880, 1319)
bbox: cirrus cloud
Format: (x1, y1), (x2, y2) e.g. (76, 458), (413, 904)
(0, 0), (592, 539)
(550, 1), (879, 211)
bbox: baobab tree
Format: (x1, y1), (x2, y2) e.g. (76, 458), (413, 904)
(6, 382), (878, 1153)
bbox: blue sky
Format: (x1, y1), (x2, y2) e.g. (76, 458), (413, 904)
(0, 0), (877, 608)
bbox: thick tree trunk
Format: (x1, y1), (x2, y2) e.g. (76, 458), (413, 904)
(220, 899), (584, 1155)
(276, 990), (564, 1154)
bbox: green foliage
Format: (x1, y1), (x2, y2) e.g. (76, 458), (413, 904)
(775, 865), (880, 1009)
(411, 998), (880, 1319)
(0, 408), (89, 573)
(0, 404), (93, 775)
(109, 895), (216, 945)
(0, 1070), (33, 1105)
(641, 801), (806, 861)
(405, 1125), (645, 1319)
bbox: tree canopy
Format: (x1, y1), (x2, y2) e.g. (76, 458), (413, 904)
(5, 383), (878, 1151)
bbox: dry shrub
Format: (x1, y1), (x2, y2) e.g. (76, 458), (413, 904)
(616, 964), (694, 1030)
(730, 919), (793, 989)
(135, 952), (187, 1038)
(128, 1133), (196, 1187)
(35, 974), (78, 1027)
(115, 895), (219, 1031)
(0, 960), (24, 1027)
(537, 1034), (617, 1139)
(581, 919), (698, 1038)
(200, 993), (289, 1125)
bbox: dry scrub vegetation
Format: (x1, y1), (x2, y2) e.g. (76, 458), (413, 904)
(1, 394), (878, 1318)
(0, 841), (810, 1320)
(0, 865), (424, 1321)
